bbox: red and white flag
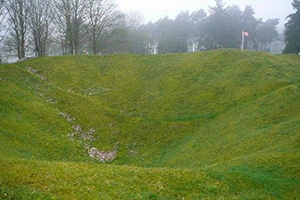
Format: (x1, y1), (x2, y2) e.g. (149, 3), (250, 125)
(243, 31), (249, 37)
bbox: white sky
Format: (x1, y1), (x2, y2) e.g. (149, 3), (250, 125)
(116, 0), (294, 28)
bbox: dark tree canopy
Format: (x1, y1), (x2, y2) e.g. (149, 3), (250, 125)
(284, 0), (300, 54)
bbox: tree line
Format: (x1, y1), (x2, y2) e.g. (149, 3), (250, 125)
(0, 0), (129, 59)
(0, 0), (299, 61)
(133, 0), (280, 54)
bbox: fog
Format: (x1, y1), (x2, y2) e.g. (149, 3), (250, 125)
(1, 0), (296, 63)
(116, 0), (294, 28)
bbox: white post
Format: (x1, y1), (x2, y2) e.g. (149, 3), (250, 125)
(241, 31), (245, 50)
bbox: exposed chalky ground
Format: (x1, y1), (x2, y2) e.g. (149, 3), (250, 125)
(61, 113), (119, 163)
(26, 66), (119, 163)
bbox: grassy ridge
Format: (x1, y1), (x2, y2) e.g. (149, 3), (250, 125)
(0, 49), (299, 199)
(1, 157), (299, 200)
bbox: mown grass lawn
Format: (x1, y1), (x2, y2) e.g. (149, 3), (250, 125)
(0, 49), (299, 199)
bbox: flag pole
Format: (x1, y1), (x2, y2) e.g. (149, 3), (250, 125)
(241, 31), (244, 50)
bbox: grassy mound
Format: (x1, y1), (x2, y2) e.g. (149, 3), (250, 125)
(0, 49), (299, 199)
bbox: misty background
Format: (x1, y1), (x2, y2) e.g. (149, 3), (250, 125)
(117, 0), (293, 28)
(0, 0), (297, 63)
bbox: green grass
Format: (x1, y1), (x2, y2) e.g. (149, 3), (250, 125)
(0, 49), (299, 199)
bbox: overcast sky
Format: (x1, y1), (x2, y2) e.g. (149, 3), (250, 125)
(116, 0), (294, 28)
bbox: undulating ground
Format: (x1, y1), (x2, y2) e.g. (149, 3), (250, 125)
(0, 49), (299, 199)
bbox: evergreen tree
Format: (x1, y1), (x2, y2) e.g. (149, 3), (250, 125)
(253, 19), (279, 51)
(204, 0), (228, 49)
(242, 6), (261, 50)
(284, 0), (300, 54)
(190, 9), (207, 51)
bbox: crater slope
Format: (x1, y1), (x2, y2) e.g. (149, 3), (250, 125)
(0, 49), (299, 199)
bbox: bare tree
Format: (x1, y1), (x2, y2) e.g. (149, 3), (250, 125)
(126, 11), (144, 31)
(85, 0), (124, 54)
(54, 0), (87, 54)
(0, 0), (7, 42)
(28, 0), (55, 57)
(5, 0), (29, 59)
(0, 0), (6, 63)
